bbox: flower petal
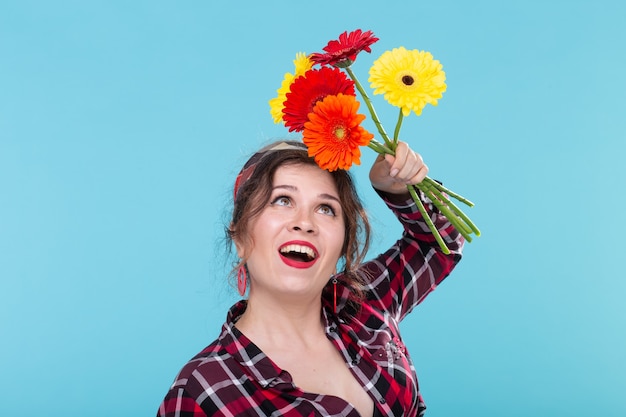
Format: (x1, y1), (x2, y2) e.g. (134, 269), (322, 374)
(369, 47), (446, 117)
(282, 67), (355, 132)
(302, 94), (373, 172)
(268, 53), (313, 124)
(310, 29), (379, 68)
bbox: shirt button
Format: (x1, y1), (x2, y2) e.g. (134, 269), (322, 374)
(379, 398), (386, 404)
(351, 359), (358, 366)
(329, 327), (336, 332)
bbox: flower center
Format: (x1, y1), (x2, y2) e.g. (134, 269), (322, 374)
(402, 75), (415, 86)
(334, 126), (346, 140)
(331, 120), (348, 141)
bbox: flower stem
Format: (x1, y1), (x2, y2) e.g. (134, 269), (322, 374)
(408, 185), (451, 254)
(423, 177), (475, 207)
(345, 66), (393, 149)
(418, 184), (474, 242)
(341, 65), (479, 249)
(421, 181), (481, 237)
(368, 139), (395, 156)
(393, 109), (403, 143)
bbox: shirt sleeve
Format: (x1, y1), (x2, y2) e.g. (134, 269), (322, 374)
(361, 187), (464, 322)
(157, 386), (208, 417)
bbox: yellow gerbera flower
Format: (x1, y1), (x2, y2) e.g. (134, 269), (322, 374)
(368, 47), (446, 116)
(269, 52), (313, 124)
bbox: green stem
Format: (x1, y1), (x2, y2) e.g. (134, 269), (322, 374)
(345, 66), (394, 149)
(367, 139), (395, 156)
(421, 181), (481, 237)
(408, 185), (451, 254)
(393, 108), (403, 143)
(418, 185), (474, 242)
(341, 66), (480, 246)
(423, 177), (475, 207)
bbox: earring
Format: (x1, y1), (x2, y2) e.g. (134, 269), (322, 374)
(332, 278), (338, 314)
(237, 265), (248, 296)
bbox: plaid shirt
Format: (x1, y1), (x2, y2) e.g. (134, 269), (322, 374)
(158, 192), (464, 417)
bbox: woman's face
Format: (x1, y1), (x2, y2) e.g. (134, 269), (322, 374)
(237, 163), (346, 300)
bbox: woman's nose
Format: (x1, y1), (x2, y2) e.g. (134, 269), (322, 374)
(290, 211), (316, 233)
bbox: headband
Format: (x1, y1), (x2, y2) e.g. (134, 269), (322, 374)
(233, 141), (308, 200)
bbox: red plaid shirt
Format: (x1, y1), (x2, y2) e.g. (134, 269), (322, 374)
(157, 191), (464, 417)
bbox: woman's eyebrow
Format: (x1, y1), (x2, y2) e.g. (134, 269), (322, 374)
(319, 193), (341, 204)
(273, 185), (340, 203)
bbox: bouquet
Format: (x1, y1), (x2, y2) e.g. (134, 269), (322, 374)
(269, 29), (479, 254)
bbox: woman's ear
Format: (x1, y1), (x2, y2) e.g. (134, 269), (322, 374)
(230, 224), (246, 259)
(234, 238), (245, 259)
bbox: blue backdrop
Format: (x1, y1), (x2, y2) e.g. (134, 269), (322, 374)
(1, 1), (625, 416)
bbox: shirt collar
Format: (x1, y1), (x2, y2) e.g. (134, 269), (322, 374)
(219, 301), (296, 390)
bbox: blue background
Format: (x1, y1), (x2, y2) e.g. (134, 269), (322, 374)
(1, 1), (624, 416)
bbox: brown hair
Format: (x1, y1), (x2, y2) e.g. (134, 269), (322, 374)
(227, 140), (371, 295)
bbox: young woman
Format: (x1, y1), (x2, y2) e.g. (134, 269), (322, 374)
(157, 140), (464, 417)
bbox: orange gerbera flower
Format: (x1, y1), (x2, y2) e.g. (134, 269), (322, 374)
(303, 93), (374, 171)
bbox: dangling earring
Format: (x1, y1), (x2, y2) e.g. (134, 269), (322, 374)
(237, 264), (248, 296)
(332, 278), (338, 314)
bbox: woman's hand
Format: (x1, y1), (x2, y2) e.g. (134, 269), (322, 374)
(369, 141), (428, 194)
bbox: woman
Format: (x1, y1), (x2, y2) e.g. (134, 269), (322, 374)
(157, 139), (464, 417)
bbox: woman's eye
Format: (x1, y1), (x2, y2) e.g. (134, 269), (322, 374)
(271, 196), (291, 206)
(318, 204), (336, 216)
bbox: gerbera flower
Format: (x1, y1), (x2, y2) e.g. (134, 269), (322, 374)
(269, 52), (313, 124)
(368, 47), (446, 116)
(302, 93), (373, 171)
(282, 67), (355, 132)
(268, 32), (480, 253)
(310, 29), (379, 68)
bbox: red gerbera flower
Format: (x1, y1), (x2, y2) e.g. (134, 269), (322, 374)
(303, 93), (374, 172)
(282, 67), (355, 132)
(309, 29), (379, 68)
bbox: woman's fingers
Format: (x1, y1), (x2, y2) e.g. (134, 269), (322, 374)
(388, 142), (428, 185)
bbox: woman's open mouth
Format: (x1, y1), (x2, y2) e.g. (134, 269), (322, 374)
(279, 242), (318, 268)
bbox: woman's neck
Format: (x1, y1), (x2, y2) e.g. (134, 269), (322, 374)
(235, 293), (326, 349)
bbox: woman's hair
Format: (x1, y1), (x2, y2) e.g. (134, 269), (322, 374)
(227, 140), (371, 295)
